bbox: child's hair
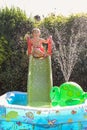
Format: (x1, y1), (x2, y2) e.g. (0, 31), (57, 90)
(32, 28), (41, 34)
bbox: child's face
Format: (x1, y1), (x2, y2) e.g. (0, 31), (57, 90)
(32, 30), (40, 37)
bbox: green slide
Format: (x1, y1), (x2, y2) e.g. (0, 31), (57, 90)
(27, 55), (52, 107)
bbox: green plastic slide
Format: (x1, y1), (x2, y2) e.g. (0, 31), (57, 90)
(27, 55), (52, 107)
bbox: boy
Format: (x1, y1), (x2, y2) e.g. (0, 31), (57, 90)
(25, 28), (52, 58)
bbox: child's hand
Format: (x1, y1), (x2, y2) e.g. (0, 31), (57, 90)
(24, 34), (30, 40)
(49, 35), (52, 40)
(47, 35), (52, 42)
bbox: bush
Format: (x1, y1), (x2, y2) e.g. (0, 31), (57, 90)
(0, 7), (34, 94)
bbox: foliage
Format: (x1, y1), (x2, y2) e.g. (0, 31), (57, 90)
(0, 7), (34, 94)
(0, 37), (10, 68)
(0, 8), (87, 95)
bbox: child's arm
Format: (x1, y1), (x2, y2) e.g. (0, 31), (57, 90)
(41, 36), (52, 44)
(40, 38), (48, 44)
(24, 34), (32, 55)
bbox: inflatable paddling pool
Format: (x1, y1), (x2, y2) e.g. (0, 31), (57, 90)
(0, 91), (87, 129)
